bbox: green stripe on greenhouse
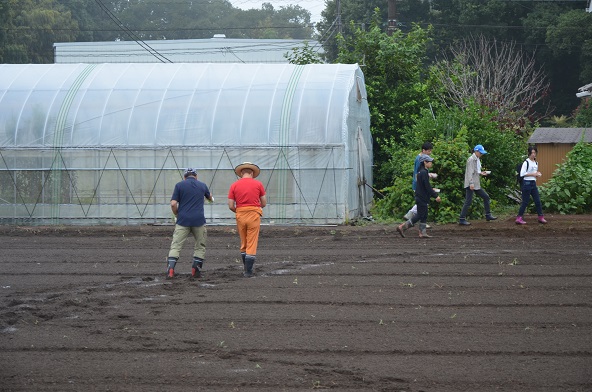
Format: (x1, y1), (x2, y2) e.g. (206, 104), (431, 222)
(51, 64), (97, 222)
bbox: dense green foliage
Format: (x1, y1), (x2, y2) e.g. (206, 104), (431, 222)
(0, 0), (314, 63)
(373, 102), (526, 223)
(284, 41), (323, 64)
(335, 12), (431, 188)
(540, 142), (592, 214)
(0, 0), (78, 63)
(574, 98), (592, 128)
(318, 0), (591, 121)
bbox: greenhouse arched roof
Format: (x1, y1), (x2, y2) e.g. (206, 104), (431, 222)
(1, 63), (363, 149)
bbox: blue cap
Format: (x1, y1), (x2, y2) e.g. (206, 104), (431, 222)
(474, 144), (487, 154)
(419, 154), (434, 163)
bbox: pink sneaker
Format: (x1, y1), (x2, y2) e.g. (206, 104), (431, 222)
(538, 216), (547, 224)
(515, 216), (526, 225)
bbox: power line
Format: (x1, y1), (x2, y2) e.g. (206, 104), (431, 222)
(93, 0), (173, 63)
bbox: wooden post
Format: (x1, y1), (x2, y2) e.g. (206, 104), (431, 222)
(387, 0), (397, 36)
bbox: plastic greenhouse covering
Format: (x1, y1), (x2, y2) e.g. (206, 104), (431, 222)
(0, 63), (372, 226)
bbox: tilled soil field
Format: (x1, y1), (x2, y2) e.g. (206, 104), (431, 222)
(1, 214), (591, 392)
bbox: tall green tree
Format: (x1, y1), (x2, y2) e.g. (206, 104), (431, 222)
(547, 9), (592, 83)
(97, 0), (313, 41)
(335, 10), (432, 188)
(317, 0), (431, 62)
(523, 5), (592, 116)
(428, 0), (530, 47)
(1, 0), (78, 63)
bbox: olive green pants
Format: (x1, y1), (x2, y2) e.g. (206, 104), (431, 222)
(168, 224), (207, 260)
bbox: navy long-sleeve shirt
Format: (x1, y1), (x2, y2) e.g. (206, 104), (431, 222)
(414, 168), (438, 205)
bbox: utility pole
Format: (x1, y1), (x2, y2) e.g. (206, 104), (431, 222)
(337, 0), (342, 34)
(387, 0), (397, 36)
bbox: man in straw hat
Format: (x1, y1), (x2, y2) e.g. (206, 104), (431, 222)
(227, 162), (267, 277)
(166, 168), (214, 280)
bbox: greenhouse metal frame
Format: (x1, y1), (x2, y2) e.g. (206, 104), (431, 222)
(0, 63), (372, 226)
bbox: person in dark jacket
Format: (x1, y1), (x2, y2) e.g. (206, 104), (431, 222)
(397, 154), (441, 238)
(166, 168), (214, 280)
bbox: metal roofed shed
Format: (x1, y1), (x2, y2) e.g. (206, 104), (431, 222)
(528, 127), (592, 184)
(0, 63), (372, 226)
(53, 38), (322, 64)
(577, 82), (592, 98)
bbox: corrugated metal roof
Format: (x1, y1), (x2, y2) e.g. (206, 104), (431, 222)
(529, 128), (592, 144)
(53, 38), (322, 64)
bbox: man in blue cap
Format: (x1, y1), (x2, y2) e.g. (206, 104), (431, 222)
(458, 144), (497, 225)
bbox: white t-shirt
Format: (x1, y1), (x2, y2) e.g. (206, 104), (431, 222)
(521, 158), (538, 181)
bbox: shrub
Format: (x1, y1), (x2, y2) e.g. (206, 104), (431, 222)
(372, 138), (471, 223)
(539, 141), (592, 214)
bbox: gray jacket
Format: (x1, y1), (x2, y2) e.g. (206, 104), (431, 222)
(463, 153), (481, 190)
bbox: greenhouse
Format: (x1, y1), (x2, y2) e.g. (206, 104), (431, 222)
(0, 63), (372, 226)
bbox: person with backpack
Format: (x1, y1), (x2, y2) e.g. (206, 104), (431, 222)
(458, 144), (497, 225)
(516, 146), (547, 225)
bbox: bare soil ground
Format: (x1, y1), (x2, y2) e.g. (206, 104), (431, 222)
(1, 214), (591, 392)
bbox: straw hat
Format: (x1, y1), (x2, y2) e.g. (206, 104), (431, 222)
(234, 162), (260, 178)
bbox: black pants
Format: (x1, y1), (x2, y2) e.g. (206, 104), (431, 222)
(460, 187), (491, 219)
(411, 200), (428, 224)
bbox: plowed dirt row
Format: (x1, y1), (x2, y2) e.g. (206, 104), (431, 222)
(1, 215), (591, 391)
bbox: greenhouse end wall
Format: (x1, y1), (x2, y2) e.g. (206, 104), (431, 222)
(0, 63), (372, 226)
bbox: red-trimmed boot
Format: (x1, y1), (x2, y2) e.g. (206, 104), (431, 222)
(166, 257), (177, 280)
(191, 257), (203, 279)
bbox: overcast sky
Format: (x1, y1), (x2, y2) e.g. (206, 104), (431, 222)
(230, 0), (326, 23)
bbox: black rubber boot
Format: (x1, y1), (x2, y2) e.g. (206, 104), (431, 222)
(241, 252), (246, 272)
(191, 257), (203, 279)
(244, 256), (255, 278)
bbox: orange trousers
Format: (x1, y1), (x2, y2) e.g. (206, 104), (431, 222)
(235, 206), (263, 256)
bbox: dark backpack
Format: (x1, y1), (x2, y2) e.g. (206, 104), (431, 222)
(516, 160), (529, 185)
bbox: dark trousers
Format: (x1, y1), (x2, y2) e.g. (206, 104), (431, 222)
(460, 187), (491, 219)
(518, 180), (543, 216)
(411, 200), (429, 225)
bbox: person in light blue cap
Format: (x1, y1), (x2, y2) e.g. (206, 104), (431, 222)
(458, 144), (497, 225)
